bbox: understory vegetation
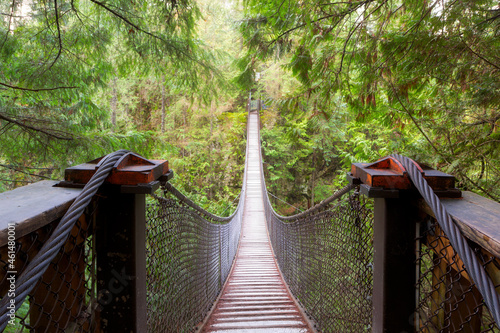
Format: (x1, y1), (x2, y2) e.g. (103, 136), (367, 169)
(0, 0), (499, 214)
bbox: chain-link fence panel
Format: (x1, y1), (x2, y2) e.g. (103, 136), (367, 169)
(416, 219), (500, 332)
(146, 187), (243, 333)
(0, 211), (98, 332)
(264, 185), (374, 333)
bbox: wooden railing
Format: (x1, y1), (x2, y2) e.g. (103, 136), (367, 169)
(0, 152), (171, 332)
(351, 156), (500, 332)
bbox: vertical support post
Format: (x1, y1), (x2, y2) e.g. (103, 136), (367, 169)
(95, 187), (147, 332)
(218, 227), (222, 290)
(350, 156), (459, 333)
(62, 151), (170, 333)
(372, 195), (417, 333)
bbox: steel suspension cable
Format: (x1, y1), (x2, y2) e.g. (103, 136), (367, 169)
(163, 182), (237, 223)
(275, 183), (355, 221)
(0, 149), (129, 331)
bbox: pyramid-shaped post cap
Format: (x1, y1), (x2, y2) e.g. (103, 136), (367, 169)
(350, 156), (457, 192)
(64, 152), (169, 186)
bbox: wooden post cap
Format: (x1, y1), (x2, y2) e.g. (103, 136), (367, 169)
(63, 152), (169, 186)
(349, 156), (460, 197)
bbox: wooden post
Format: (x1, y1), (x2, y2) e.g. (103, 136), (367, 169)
(425, 226), (482, 332)
(95, 187), (147, 332)
(349, 156), (460, 333)
(62, 152), (171, 332)
(372, 194), (418, 332)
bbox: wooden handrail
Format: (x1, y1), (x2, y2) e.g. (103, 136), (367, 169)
(418, 191), (500, 259)
(0, 180), (82, 246)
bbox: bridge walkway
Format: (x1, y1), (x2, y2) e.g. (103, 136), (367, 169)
(199, 111), (314, 333)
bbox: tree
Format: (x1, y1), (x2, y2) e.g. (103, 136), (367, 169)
(0, 0), (221, 189)
(240, 0), (500, 201)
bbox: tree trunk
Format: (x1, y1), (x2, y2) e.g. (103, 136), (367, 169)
(110, 76), (118, 127)
(183, 99), (188, 127)
(161, 76), (166, 133)
(209, 99), (215, 199)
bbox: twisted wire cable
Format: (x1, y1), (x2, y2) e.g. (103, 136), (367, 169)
(163, 182), (236, 223)
(392, 154), (500, 326)
(274, 183), (355, 221)
(261, 142), (354, 221)
(0, 149), (130, 331)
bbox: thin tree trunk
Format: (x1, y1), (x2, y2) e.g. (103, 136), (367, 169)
(161, 75), (166, 133)
(110, 76), (117, 127)
(209, 98), (215, 199)
(183, 99), (188, 127)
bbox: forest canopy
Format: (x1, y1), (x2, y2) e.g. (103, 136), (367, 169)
(239, 0), (500, 203)
(0, 0), (247, 213)
(0, 0), (499, 213)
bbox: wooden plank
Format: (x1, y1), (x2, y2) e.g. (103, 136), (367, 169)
(418, 191), (500, 258)
(0, 180), (82, 246)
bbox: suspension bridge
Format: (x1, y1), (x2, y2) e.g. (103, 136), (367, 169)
(0, 104), (499, 332)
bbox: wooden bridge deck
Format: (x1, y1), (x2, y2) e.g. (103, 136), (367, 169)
(200, 112), (314, 333)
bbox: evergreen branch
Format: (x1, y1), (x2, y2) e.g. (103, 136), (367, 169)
(389, 81), (500, 201)
(267, 0), (382, 47)
(338, 1), (387, 75)
(89, 0), (152, 37)
(0, 82), (78, 91)
(46, 0), (63, 72)
(70, 0), (86, 25)
(0, 164), (52, 180)
(461, 37), (500, 71)
(388, 80), (441, 156)
(268, 0), (287, 18)
(0, 113), (74, 141)
(476, 11), (500, 26)
(89, 0), (216, 73)
(0, 0), (16, 50)
(268, 14), (336, 46)
(338, 12), (366, 75)
(0, 12), (25, 18)
(402, 0), (439, 36)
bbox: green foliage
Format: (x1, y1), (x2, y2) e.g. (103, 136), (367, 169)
(0, 0), (246, 214)
(241, 0), (500, 201)
(167, 108), (247, 215)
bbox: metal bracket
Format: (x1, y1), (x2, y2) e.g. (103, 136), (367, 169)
(360, 184), (400, 198)
(159, 169), (174, 183)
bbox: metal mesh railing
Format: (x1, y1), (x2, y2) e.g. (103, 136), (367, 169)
(259, 124), (374, 333)
(263, 187), (374, 332)
(145, 185), (244, 333)
(145, 111), (249, 332)
(416, 219), (500, 332)
(0, 209), (98, 332)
